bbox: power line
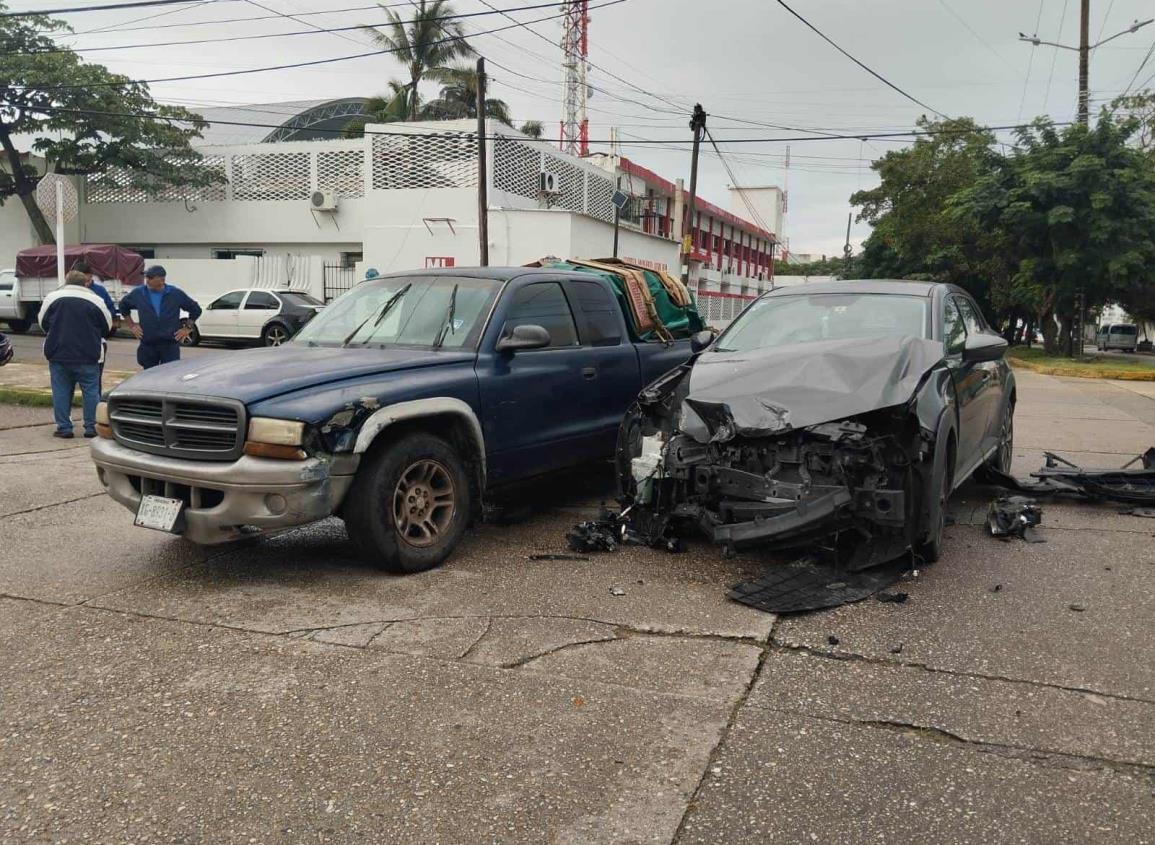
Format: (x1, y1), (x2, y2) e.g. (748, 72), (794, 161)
(935, 0), (1014, 68)
(1043, 0), (1071, 110)
(240, 0), (369, 50)
(12, 0), (629, 91)
(1018, 0), (1047, 121)
(1, 101), (1075, 144)
(2, 0), (231, 17)
(773, 0), (949, 119)
(69, 0), (214, 35)
(12, 0), (576, 53)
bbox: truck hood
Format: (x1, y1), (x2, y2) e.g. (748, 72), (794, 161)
(111, 345), (476, 405)
(684, 335), (945, 439)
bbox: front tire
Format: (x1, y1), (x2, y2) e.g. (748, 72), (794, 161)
(343, 432), (471, 573)
(916, 447), (953, 564)
(181, 324), (200, 346)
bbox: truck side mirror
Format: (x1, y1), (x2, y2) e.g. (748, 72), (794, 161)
(496, 324), (551, 352)
(690, 329), (715, 353)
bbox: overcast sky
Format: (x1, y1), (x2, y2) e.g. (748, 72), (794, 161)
(27, 0), (1155, 256)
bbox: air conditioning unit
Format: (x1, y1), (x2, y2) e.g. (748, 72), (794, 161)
(539, 171), (561, 195)
(310, 190), (338, 212)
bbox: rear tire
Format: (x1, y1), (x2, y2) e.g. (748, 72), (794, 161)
(5, 318), (29, 334)
(262, 322), (291, 347)
(343, 432), (471, 573)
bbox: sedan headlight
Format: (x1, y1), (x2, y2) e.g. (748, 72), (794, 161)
(245, 417), (307, 460)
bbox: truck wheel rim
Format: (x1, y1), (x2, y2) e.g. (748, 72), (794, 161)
(393, 459), (456, 548)
(266, 326), (288, 346)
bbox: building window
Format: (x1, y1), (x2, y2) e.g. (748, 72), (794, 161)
(125, 246), (156, 260)
(340, 251), (363, 269)
(212, 249), (265, 260)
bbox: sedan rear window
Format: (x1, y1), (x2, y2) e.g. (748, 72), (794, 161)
(716, 293), (929, 352)
(281, 292), (323, 307)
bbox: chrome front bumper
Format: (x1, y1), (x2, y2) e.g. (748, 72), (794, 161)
(90, 438), (358, 545)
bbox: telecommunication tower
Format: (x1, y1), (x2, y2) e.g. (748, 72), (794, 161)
(560, 0), (589, 157)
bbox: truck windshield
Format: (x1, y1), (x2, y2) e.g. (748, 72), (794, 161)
(715, 293), (929, 352)
(291, 276), (501, 349)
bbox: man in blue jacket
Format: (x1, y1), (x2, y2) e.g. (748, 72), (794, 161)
(41, 270), (112, 438)
(119, 265), (202, 369)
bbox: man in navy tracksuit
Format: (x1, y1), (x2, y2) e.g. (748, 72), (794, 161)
(41, 270), (112, 438)
(119, 265), (202, 369)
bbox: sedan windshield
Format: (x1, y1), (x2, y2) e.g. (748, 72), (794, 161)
(715, 293), (929, 353)
(291, 276), (501, 349)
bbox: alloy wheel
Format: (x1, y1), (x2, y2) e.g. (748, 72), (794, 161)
(392, 459), (457, 548)
(265, 325), (289, 346)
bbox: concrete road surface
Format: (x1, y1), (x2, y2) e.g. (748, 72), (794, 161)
(5, 332), (231, 371)
(1, 370), (1152, 843)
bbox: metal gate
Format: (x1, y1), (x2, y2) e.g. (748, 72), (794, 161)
(322, 263), (357, 302)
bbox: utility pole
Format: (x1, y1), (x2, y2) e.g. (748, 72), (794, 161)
(682, 103), (707, 287)
(476, 57), (489, 267)
(1078, 0), (1090, 125)
(843, 212), (852, 261)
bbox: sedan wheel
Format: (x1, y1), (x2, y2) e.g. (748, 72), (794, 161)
(262, 323), (290, 346)
(994, 405), (1014, 474)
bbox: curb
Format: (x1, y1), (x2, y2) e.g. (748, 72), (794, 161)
(1008, 357), (1155, 381)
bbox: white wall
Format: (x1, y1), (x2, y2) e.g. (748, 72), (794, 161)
(728, 186), (783, 239)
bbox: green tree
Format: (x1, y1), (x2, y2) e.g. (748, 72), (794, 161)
(519, 120), (544, 139)
(0, 3), (212, 244)
(950, 116), (1155, 354)
(851, 117), (1012, 323)
(361, 0), (473, 122)
(342, 82), (412, 135)
(420, 64), (511, 124)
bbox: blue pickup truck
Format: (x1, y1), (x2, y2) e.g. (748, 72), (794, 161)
(90, 267), (701, 572)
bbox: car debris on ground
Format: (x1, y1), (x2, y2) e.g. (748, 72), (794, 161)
(985, 449), (1155, 505)
(986, 496), (1045, 543)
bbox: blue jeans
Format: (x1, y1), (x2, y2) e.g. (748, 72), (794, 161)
(137, 342), (180, 369)
(49, 362), (100, 434)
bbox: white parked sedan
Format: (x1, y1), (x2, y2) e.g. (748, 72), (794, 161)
(186, 288), (324, 347)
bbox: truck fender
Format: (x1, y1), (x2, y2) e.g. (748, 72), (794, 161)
(352, 397), (487, 487)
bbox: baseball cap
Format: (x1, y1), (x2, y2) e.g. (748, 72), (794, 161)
(144, 265), (167, 278)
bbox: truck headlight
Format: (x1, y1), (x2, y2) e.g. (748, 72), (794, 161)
(245, 417), (307, 460)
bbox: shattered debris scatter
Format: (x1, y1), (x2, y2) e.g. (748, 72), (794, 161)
(565, 510), (619, 553)
(528, 553), (590, 561)
(986, 496), (1045, 543)
(876, 591), (909, 604)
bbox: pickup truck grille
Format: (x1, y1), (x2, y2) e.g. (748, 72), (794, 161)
(109, 395), (246, 461)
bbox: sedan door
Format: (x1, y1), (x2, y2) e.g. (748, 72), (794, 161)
(943, 295), (989, 477)
(198, 290), (245, 339)
(237, 290), (281, 339)
(955, 295), (1004, 457)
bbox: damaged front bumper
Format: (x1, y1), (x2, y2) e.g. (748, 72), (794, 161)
(91, 438), (358, 544)
(618, 367), (932, 557)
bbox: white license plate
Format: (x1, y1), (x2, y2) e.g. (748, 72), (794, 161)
(135, 494), (184, 533)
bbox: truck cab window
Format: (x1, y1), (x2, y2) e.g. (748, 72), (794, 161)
(503, 283), (578, 347)
(568, 280), (622, 346)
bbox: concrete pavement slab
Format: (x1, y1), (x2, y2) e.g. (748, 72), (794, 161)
(0, 449), (103, 517)
(1014, 413), (1154, 454)
(774, 522), (1155, 701)
(0, 405), (60, 430)
(1109, 379), (1155, 398)
(0, 495), (206, 604)
(524, 635), (763, 703)
(466, 615), (619, 667)
(0, 423), (89, 456)
(0, 598), (733, 845)
(1013, 400), (1137, 421)
(369, 616), (492, 659)
(749, 649), (1155, 767)
(89, 510), (776, 643)
(676, 708), (1154, 845)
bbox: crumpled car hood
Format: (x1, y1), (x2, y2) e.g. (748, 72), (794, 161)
(684, 335), (945, 439)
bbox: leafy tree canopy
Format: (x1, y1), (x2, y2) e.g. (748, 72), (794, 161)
(0, 2), (212, 243)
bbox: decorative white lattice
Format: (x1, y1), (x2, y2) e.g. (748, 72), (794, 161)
(586, 172), (615, 223)
(86, 155), (227, 204)
(372, 132), (477, 189)
(493, 138), (541, 199)
(317, 149), (365, 198)
(231, 151), (310, 201)
(699, 292), (754, 324)
(541, 153), (586, 213)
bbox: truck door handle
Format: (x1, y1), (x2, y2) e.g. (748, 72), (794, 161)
(582, 367), (597, 380)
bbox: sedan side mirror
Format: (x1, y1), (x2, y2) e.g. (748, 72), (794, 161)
(496, 324), (551, 352)
(963, 332), (1008, 363)
(690, 329), (716, 353)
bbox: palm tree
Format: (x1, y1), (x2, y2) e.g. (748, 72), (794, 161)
(519, 120), (544, 139)
(420, 64), (512, 125)
(343, 81), (413, 135)
(361, 0), (473, 121)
